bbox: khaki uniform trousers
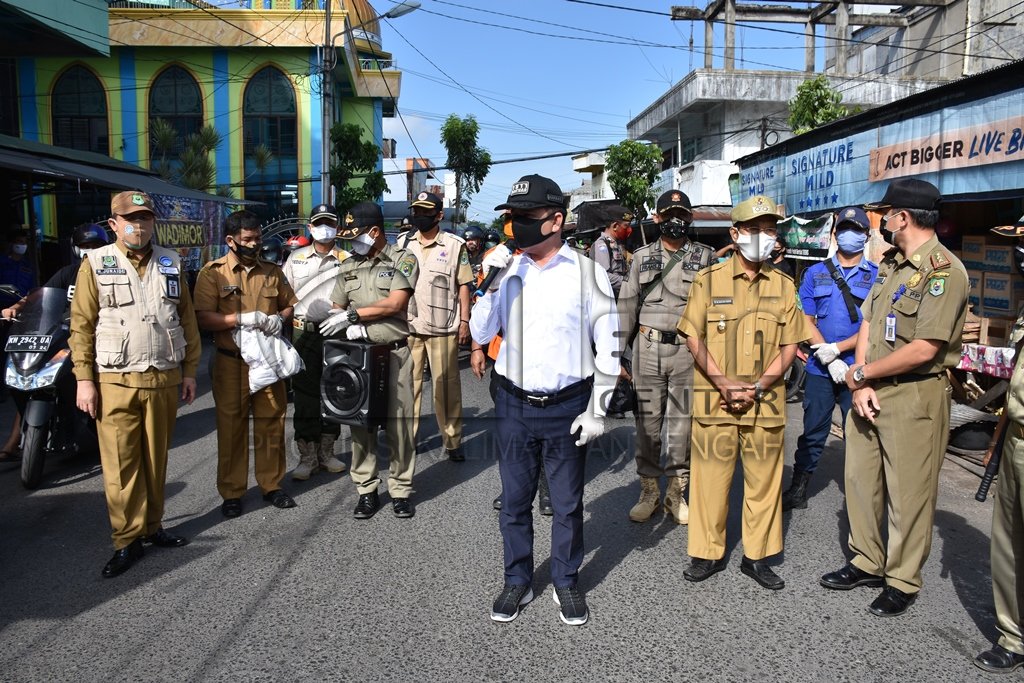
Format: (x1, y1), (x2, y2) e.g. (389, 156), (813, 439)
(409, 332), (463, 450)
(991, 423), (1024, 655)
(844, 376), (950, 594)
(351, 346), (415, 497)
(212, 352), (287, 499)
(633, 335), (694, 478)
(97, 382), (178, 549)
(688, 421), (785, 561)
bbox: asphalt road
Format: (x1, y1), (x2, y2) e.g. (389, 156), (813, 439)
(0, 347), (1002, 681)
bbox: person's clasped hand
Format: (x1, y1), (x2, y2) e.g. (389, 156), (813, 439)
(319, 309), (352, 336)
(827, 358), (850, 384)
(570, 412), (606, 447)
(260, 314), (283, 336)
(346, 324), (368, 341)
(238, 310), (268, 329)
(811, 342), (841, 365)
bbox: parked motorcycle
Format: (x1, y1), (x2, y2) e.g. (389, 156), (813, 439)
(3, 286), (97, 489)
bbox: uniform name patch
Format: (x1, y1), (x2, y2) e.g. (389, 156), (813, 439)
(639, 257), (661, 273)
(712, 297), (733, 306)
(95, 268), (127, 275)
(378, 270), (395, 278)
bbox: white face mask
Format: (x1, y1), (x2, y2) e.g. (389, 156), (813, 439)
(735, 232), (775, 263)
(351, 232), (375, 255)
(11, 244), (27, 256)
(310, 225), (337, 243)
(74, 246), (94, 260)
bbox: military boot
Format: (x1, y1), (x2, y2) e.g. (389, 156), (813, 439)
(628, 477), (662, 522)
(318, 434), (347, 474)
(291, 439), (319, 481)
(664, 475), (689, 525)
(782, 469), (811, 510)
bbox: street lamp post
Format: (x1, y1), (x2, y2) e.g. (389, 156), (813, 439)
(320, 0), (420, 205)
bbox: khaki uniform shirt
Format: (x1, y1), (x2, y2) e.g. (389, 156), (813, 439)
(70, 242), (201, 388)
(193, 250), (297, 352)
(591, 234), (629, 296)
(329, 243), (419, 344)
(403, 230), (474, 336)
(862, 235), (968, 373)
(677, 257), (810, 427)
(619, 237), (715, 352)
(1007, 308), (1024, 425)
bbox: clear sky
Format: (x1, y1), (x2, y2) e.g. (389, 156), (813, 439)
(373, 0), (824, 224)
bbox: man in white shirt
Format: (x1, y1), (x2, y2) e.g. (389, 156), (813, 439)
(471, 174), (619, 627)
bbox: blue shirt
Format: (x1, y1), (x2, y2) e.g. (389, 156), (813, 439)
(0, 254), (35, 296)
(799, 255), (878, 376)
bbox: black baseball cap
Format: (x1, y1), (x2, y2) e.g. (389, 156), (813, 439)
(410, 191), (443, 212)
(655, 190), (693, 215)
(339, 201), (383, 238)
(494, 174), (566, 211)
(865, 178), (940, 211)
(310, 203), (338, 223)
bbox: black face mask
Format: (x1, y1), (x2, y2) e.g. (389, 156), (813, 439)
(411, 215), (438, 233)
(230, 239), (261, 261)
(511, 212), (556, 248)
(660, 218), (688, 240)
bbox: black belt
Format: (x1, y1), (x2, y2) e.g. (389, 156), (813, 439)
(382, 339), (408, 350)
(293, 318), (319, 333)
(639, 325), (681, 345)
(877, 372), (944, 385)
(493, 371), (592, 408)
(216, 347), (243, 360)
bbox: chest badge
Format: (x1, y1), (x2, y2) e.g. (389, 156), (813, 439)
(159, 255), (173, 267)
(102, 255), (116, 268)
(907, 272), (922, 288)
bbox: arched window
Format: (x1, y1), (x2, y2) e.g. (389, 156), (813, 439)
(149, 66), (203, 154)
(243, 66), (298, 217)
(51, 65), (108, 154)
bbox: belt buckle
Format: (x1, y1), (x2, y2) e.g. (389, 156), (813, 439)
(293, 318), (303, 329)
(661, 331), (677, 344)
(525, 393), (549, 408)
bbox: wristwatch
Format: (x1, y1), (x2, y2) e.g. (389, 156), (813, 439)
(852, 365), (866, 384)
(347, 309), (360, 324)
(753, 382), (765, 402)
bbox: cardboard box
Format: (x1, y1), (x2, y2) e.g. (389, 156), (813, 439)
(967, 269), (982, 310)
(984, 245), (1015, 274)
(961, 236), (986, 270)
(982, 272), (1024, 315)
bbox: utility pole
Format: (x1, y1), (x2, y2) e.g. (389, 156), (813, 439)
(320, 2), (332, 204)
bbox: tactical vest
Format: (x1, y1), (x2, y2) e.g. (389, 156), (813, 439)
(88, 244), (187, 373)
(406, 231), (464, 335)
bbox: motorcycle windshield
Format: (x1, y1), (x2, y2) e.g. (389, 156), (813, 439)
(9, 287), (69, 337)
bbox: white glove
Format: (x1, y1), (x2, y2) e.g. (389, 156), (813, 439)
(346, 324), (368, 340)
(827, 358), (850, 384)
(303, 299), (332, 323)
(481, 245), (514, 290)
(261, 314), (283, 336)
(318, 309), (351, 336)
(811, 342), (841, 365)
(570, 412), (606, 447)
(238, 310), (268, 329)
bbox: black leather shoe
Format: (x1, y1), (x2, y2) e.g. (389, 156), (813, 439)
(392, 497), (415, 518)
(820, 563), (884, 590)
(974, 645), (1024, 673)
(683, 557), (727, 583)
(354, 491), (380, 519)
(493, 494), (502, 511)
(447, 447), (465, 462)
(263, 489), (297, 509)
(740, 556), (785, 590)
(868, 586), (916, 617)
(143, 528), (189, 548)
(101, 538), (143, 578)
(221, 498), (242, 518)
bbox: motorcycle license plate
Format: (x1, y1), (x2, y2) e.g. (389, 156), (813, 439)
(5, 335), (52, 352)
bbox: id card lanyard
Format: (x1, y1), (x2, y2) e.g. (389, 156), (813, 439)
(885, 284), (906, 343)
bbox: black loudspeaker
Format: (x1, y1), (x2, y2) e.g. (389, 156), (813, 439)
(321, 340), (390, 428)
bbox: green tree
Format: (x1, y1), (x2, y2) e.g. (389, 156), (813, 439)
(329, 122), (388, 213)
(604, 139), (662, 219)
(150, 118), (272, 195)
(788, 75), (850, 135)
(440, 114), (492, 231)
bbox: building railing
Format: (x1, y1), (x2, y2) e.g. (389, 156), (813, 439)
(358, 58), (396, 71)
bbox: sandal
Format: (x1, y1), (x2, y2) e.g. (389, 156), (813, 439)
(0, 449), (21, 462)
